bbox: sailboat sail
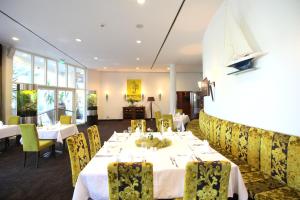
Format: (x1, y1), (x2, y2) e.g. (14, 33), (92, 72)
(224, 0), (263, 69)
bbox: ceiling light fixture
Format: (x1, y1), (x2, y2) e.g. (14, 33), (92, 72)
(12, 37), (19, 41)
(136, 40), (142, 44)
(167, 67), (170, 70)
(137, 0), (146, 5)
(75, 38), (82, 42)
(136, 57), (140, 61)
(136, 67), (140, 70)
(104, 67), (107, 69)
(136, 24), (144, 29)
(94, 57), (98, 60)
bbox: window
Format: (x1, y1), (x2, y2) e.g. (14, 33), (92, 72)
(68, 65), (75, 88)
(47, 59), (57, 86)
(58, 63), (67, 87)
(34, 56), (46, 85)
(12, 50), (87, 124)
(13, 51), (32, 83)
(76, 67), (85, 89)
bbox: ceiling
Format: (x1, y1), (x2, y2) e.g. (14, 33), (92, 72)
(0, 0), (223, 72)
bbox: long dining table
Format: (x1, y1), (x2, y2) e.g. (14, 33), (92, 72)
(72, 131), (248, 200)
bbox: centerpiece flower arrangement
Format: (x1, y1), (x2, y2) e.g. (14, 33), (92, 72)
(135, 133), (172, 149)
(127, 97), (140, 107)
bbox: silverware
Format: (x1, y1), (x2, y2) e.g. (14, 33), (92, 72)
(171, 157), (178, 168)
(95, 154), (113, 157)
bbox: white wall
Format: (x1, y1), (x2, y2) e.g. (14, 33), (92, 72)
(203, 0), (300, 136)
(87, 70), (201, 119)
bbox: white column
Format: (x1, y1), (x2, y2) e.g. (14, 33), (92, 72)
(169, 64), (176, 114)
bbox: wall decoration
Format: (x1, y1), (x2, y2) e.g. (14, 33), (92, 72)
(127, 79), (142, 102)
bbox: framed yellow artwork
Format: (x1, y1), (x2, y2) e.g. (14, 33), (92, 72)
(127, 79), (142, 101)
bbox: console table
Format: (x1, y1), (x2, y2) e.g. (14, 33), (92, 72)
(123, 106), (145, 119)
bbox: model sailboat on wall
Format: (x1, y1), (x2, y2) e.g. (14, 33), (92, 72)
(224, 0), (264, 75)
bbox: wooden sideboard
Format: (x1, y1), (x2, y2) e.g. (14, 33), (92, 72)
(123, 106), (145, 119)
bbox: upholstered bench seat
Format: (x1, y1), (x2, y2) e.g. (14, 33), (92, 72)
(237, 163), (258, 173)
(254, 186), (300, 200)
(246, 179), (285, 199)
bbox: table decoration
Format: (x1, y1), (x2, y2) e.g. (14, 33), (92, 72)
(135, 133), (172, 149)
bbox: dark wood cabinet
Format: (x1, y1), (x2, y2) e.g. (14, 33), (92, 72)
(123, 107), (145, 119)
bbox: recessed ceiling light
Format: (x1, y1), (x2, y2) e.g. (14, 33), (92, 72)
(12, 37), (19, 41)
(136, 57), (140, 61)
(167, 67), (170, 70)
(104, 67), (107, 69)
(136, 40), (142, 44)
(94, 57), (98, 60)
(75, 38), (82, 42)
(136, 67), (140, 70)
(137, 0), (146, 5)
(136, 24), (144, 29)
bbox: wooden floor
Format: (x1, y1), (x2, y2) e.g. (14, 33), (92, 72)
(0, 119), (156, 200)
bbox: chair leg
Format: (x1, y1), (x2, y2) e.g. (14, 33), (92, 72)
(4, 138), (9, 150)
(51, 144), (56, 158)
(16, 135), (21, 146)
(36, 152), (40, 168)
(24, 152), (27, 168)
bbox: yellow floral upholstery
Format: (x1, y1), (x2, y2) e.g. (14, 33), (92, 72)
(187, 119), (205, 140)
(154, 111), (162, 131)
(254, 186), (300, 200)
(87, 125), (101, 158)
(197, 111), (300, 199)
(60, 115), (72, 124)
(176, 109), (183, 114)
(183, 161), (231, 200)
(287, 136), (300, 190)
(160, 118), (173, 132)
(131, 120), (146, 133)
(247, 128), (262, 170)
(107, 162), (153, 200)
(66, 132), (90, 187)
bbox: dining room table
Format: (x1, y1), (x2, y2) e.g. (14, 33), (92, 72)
(36, 123), (79, 143)
(72, 131), (248, 200)
(0, 124), (21, 140)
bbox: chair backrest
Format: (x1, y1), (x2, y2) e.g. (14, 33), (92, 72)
(184, 161), (231, 200)
(107, 162), (153, 200)
(60, 115), (72, 124)
(19, 124), (39, 152)
(160, 118), (173, 132)
(154, 111), (161, 130)
(87, 125), (101, 158)
(66, 132), (90, 187)
(131, 119), (146, 133)
(176, 109), (183, 114)
(8, 116), (20, 125)
(287, 136), (300, 190)
(162, 114), (174, 130)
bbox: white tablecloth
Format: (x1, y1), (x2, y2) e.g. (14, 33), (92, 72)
(73, 132), (248, 200)
(37, 124), (78, 143)
(173, 114), (190, 131)
(0, 125), (21, 139)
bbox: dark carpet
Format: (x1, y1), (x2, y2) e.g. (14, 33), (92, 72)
(0, 119), (156, 200)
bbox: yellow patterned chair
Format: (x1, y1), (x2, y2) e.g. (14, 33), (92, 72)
(60, 115), (72, 124)
(176, 109), (183, 114)
(183, 161), (231, 200)
(159, 118), (173, 132)
(154, 111), (162, 131)
(87, 125), (101, 158)
(162, 114), (174, 130)
(131, 119), (146, 133)
(66, 132), (90, 187)
(107, 162), (153, 200)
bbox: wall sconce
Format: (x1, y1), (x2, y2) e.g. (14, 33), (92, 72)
(158, 93), (162, 101)
(142, 93), (145, 101)
(122, 91), (127, 101)
(198, 77), (215, 101)
(105, 92), (109, 101)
